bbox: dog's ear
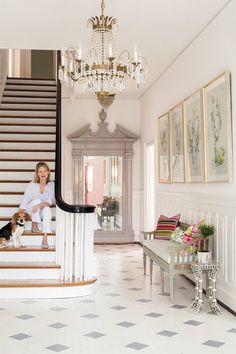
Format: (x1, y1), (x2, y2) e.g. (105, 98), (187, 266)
(12, 212), (19, 224)
(25, 213), (31, 222)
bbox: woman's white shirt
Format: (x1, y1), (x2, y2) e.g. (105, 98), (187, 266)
(20, 181), (55, 210)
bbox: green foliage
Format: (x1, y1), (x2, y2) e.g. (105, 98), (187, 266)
(198, 223), (215, 238)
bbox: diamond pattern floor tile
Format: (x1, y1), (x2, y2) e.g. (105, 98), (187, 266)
(84, 332), (106, 339)
(126, 342), (149, 350)
(48, 323), (68, 329)
(81, 313), (99, 319)
(46, 344), (70, 352)
(184, 320), (203, 326)
(203, 340), (225, 348)
(117, 321), (136, 328)
(16, 314), (35, 320)
(157, 330), (178, 337)
(145, 312), (163, 318)
(10, 333), (32, 340)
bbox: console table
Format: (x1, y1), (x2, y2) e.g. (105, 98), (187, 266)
(191, 263), (222, 315)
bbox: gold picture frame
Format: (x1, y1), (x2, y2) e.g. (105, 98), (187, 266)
(203, 72), (232, 182)
(170, 102), (185, 183)
(157, 113), (170, 183)
(183, 90), (205, 182)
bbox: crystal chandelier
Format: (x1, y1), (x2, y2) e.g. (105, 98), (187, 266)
(59, 0), (147, 103)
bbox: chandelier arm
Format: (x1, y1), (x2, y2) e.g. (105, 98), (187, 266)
(117, 49), (130, 63)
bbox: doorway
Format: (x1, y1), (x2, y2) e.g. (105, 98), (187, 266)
(145, 143), (155, 230)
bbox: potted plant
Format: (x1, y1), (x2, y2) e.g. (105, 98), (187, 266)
(197, 224), (215, 263)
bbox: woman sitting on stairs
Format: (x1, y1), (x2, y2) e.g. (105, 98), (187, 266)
(19, 161), (55, 249)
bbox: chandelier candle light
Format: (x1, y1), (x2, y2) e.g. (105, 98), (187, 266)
(59, 0), (147, 108)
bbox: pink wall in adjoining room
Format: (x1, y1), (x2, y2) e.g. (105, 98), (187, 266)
(85, 156), (104, 206)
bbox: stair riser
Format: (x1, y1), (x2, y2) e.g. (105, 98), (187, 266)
(0, 172), (55, 180)
(0, 252), (55, 262)
(0, 133), (55, 141)
(2, 97), (56, 104)
(20, 236), (55, 246)
(0, 126), (56, 133)
(0, 182), (29, 192)
(0, 220), (56, 229)
(0, 118), (56, 125)
(0, 142), (55, 149)
(5, 85), (56, 91)
(0, 195), (23, 203)
(0, 111), (56, 117)
(4, 90), (57, 97)
(0, 268), (60, 279)
(0, 103), (56, 110)
(0, 152), (55, 159)
(0, 161), (55, 170)
(7, 79), (56, 85)
(0, 207), (56, 217)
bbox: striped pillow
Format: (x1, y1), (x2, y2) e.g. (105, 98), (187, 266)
(155, 214), (181, 240)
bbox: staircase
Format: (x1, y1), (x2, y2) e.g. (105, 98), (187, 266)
(0, 77), (61, 292)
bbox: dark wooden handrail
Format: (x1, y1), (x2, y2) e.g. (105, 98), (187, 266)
(55, 51), (95, 214)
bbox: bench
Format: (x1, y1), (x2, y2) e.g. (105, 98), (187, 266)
(142, 222), (213, 302)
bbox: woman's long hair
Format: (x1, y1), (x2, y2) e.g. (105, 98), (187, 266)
(33, 161), (51, 184)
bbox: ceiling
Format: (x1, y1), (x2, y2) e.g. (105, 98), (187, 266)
(0, 0), (232, 99)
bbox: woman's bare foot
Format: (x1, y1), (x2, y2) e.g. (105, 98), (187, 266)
(42, 234), (49, 249)
(31, 222), (40, 233)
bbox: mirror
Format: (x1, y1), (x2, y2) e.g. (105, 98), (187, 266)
(83, 156), (122, 230)
(68, 112), (139, 242)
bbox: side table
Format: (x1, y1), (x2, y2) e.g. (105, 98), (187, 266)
(191, 262), (222, 315)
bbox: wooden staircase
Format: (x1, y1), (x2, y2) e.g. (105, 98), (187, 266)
(0, 77), (61, 290)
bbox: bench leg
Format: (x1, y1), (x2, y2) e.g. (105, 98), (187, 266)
(143, 253), (147, 275)
(150, 259), (153, 284)
(160, 267), (164, 294)
(169, 270), (174, 303)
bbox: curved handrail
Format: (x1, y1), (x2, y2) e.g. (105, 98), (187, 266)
(55, 51), (95, 214)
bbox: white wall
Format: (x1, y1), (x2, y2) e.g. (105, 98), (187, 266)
(61, 97), (141, 240)
(140, 1), (236, 311)
(0, 49), (8, 101)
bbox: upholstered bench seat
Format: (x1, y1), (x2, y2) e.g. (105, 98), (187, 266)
(143, 239), (194, 265)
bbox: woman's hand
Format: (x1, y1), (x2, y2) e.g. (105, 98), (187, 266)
(32, 204), (42, 213)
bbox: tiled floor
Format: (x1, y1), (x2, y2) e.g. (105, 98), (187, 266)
(0, 244), (235, 354)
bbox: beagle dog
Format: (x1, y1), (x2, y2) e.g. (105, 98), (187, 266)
(0, 211), (31, 248)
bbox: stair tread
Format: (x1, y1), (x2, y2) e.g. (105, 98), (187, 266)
(0, 149), (55, 152)
(0, 262), (60, 268)
(0, 278), (96, 288)
(0, 203), (56, 207)
(0, 131), (55, 134)
(0, 216), (56, 221)
(23, 231), (55, 236)
(0, 123), (56, 126)
(0, 191), (24, 194)
(0, 246), (55, 252)
(0, 158), (55, 161)
(0, 140), (55, 143)
(0, 116), (56, 119)
(0, 169), (55, 172)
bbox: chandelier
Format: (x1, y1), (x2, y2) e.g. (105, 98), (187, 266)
(59, 0), (146, 105)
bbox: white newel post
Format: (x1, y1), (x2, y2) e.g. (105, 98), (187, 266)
(56, 207), (95, 282)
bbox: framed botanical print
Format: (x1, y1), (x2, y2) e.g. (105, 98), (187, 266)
(157, 113), (170, 183)
(203, 72), (232, 182)
(170, 103), (185, 182)
(183, 90), (205, 182)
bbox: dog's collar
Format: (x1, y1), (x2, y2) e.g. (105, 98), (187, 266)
(16, 221), (24, 227)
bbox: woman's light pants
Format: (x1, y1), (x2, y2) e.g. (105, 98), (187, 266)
(26, 198), (52, 233)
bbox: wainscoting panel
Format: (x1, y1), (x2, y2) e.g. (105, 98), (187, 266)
(156, 191), (236, 312)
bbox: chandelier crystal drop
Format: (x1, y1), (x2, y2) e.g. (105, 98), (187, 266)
(59, 0), (147, 102)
